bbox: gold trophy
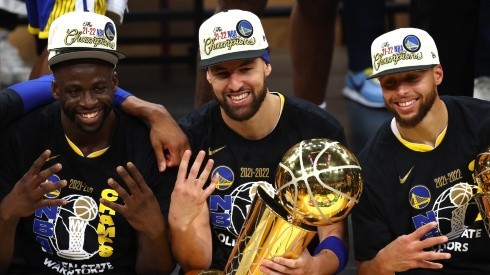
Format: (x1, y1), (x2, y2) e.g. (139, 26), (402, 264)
(224, 138), (363, 274)
(474, 146), (490, 238)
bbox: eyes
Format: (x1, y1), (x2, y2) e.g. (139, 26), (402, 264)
(211, 66), (254, 79)
(380, 73), (423, 90)
(65, 85), (111, 98)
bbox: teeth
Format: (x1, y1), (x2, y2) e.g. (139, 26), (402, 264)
(231, 93), (247, 101)
(81, 111), (98, 118)
(399, 100), (416, 107)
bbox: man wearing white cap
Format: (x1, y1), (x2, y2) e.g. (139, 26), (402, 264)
(352, 27), (490, 274)
(169, 9), (348, 274)
(0, 11), (176, 274)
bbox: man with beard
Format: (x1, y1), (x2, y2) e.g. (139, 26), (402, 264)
(352, 28), (490, 274)
(0, 12), (176, 274)
(169, 9), (348, 275)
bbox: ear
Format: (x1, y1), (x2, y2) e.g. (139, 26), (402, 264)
(113, 71), (119, 91)
(264, 62), (272, 77)
(206, 69), (212, 84)
(52, 80), (60, 100)
(433, 64), (443, 86)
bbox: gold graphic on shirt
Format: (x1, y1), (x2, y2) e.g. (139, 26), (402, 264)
(208, 145), (227, 156)
(399, 166), (415, 184)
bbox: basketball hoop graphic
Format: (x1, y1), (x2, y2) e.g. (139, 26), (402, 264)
(57, 196), (98, 260)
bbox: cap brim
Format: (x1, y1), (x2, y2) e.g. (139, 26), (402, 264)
(199, 49), (266, 67)
(48, 48), (125, 66)
(367, 64), (437, 79)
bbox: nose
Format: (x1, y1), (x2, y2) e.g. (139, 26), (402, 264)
(80, 91), (98, 107)
(227, 72), (243, 91)
(395, 83), (410, 96)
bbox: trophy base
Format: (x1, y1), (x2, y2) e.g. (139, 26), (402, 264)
(57, 250), (90, 260)
(185, 270), (224, 275)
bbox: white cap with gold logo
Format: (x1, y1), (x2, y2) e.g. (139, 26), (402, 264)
(369, 27), (439, 79)
(47, 11), (125, 67)
(198, 9), (268, 67)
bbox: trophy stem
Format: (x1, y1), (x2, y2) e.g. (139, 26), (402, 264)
(224, 187), (316, 275)
(474, 192), (490, 239)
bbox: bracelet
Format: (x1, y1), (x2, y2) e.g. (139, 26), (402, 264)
(313, 236), (348, 274)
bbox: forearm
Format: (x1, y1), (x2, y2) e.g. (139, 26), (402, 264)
(169, 219), (212, 271)
(120, 95), (172, 125)
(357, 256), (394, 275)
(135, 220), (175, 274)
(0, 199), (20, 270)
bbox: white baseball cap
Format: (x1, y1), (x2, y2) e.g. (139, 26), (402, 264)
(48, 11), (125, 67)
(198, 9), (269, 67)
(368, 27), (439, 79)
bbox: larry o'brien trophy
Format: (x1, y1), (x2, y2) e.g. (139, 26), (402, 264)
(474, 146), (490, 238)
(223, 138), (363, 274)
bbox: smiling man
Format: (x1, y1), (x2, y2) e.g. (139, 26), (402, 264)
(352, 28), (490, 274)
(169, 9), (349, 275)
(0, 12), (176, 274)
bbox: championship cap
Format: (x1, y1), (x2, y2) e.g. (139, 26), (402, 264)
(368, 27), (439, 79)
(48, 11), (125, 67)
(198, 9), (269, 67)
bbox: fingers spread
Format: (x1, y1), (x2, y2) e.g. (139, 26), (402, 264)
(177, 150), (193, 183)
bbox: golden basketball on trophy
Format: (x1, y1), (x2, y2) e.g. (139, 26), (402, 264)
(224, 138), (363, 275)
(276, 138), (363, 226)
(474, 146), (490, 238)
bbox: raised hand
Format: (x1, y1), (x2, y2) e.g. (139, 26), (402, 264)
(169, 150), (216, 230)
(1, 150), (67, 221)
(100, 162), (164, 239)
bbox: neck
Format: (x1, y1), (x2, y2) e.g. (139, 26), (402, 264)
(222, 92), (281, 140)
(61, 110), (117, 156)
(397, 98), (447, 147)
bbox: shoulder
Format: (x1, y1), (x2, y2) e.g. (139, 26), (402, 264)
(442, 96), (490, 141)
(280, 95), (346, 143)
(283, 95), (343, 128)
(178, 101), (220, 129)
(115, 109), (151, 136)
(178, 101), (221, 142)
(3, 102), (57, 133)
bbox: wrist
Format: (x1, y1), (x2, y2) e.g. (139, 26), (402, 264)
(145, 103), (168, 124)
(371, 248), (393, 274)
(0, 197), (19, 224)
(168, 211), (192, 233)
(314, 236), (347, 274)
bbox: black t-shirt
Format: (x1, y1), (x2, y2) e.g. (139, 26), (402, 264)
(0, 102), (176, 274)
(352, 96), (490, 274)
(179, 93), (347, 270)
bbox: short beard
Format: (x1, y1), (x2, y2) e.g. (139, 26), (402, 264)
(389, 87), (437, 128)
(62, 103), (112, 134)
(219, 80), (268, 122)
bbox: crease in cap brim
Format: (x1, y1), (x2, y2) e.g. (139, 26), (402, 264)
(367, 64), (436, 79)
(199, 49), (266, 67)
(48, 48), (125, 66)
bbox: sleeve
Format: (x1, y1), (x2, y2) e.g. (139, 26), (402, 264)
(114, 87), (132, 108)
(7, 74), (133, 115)
(8, 75), (55, 113)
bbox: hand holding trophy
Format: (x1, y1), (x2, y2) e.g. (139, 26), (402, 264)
(474, 146), (490, 238)
(224, 138), (363, 274)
